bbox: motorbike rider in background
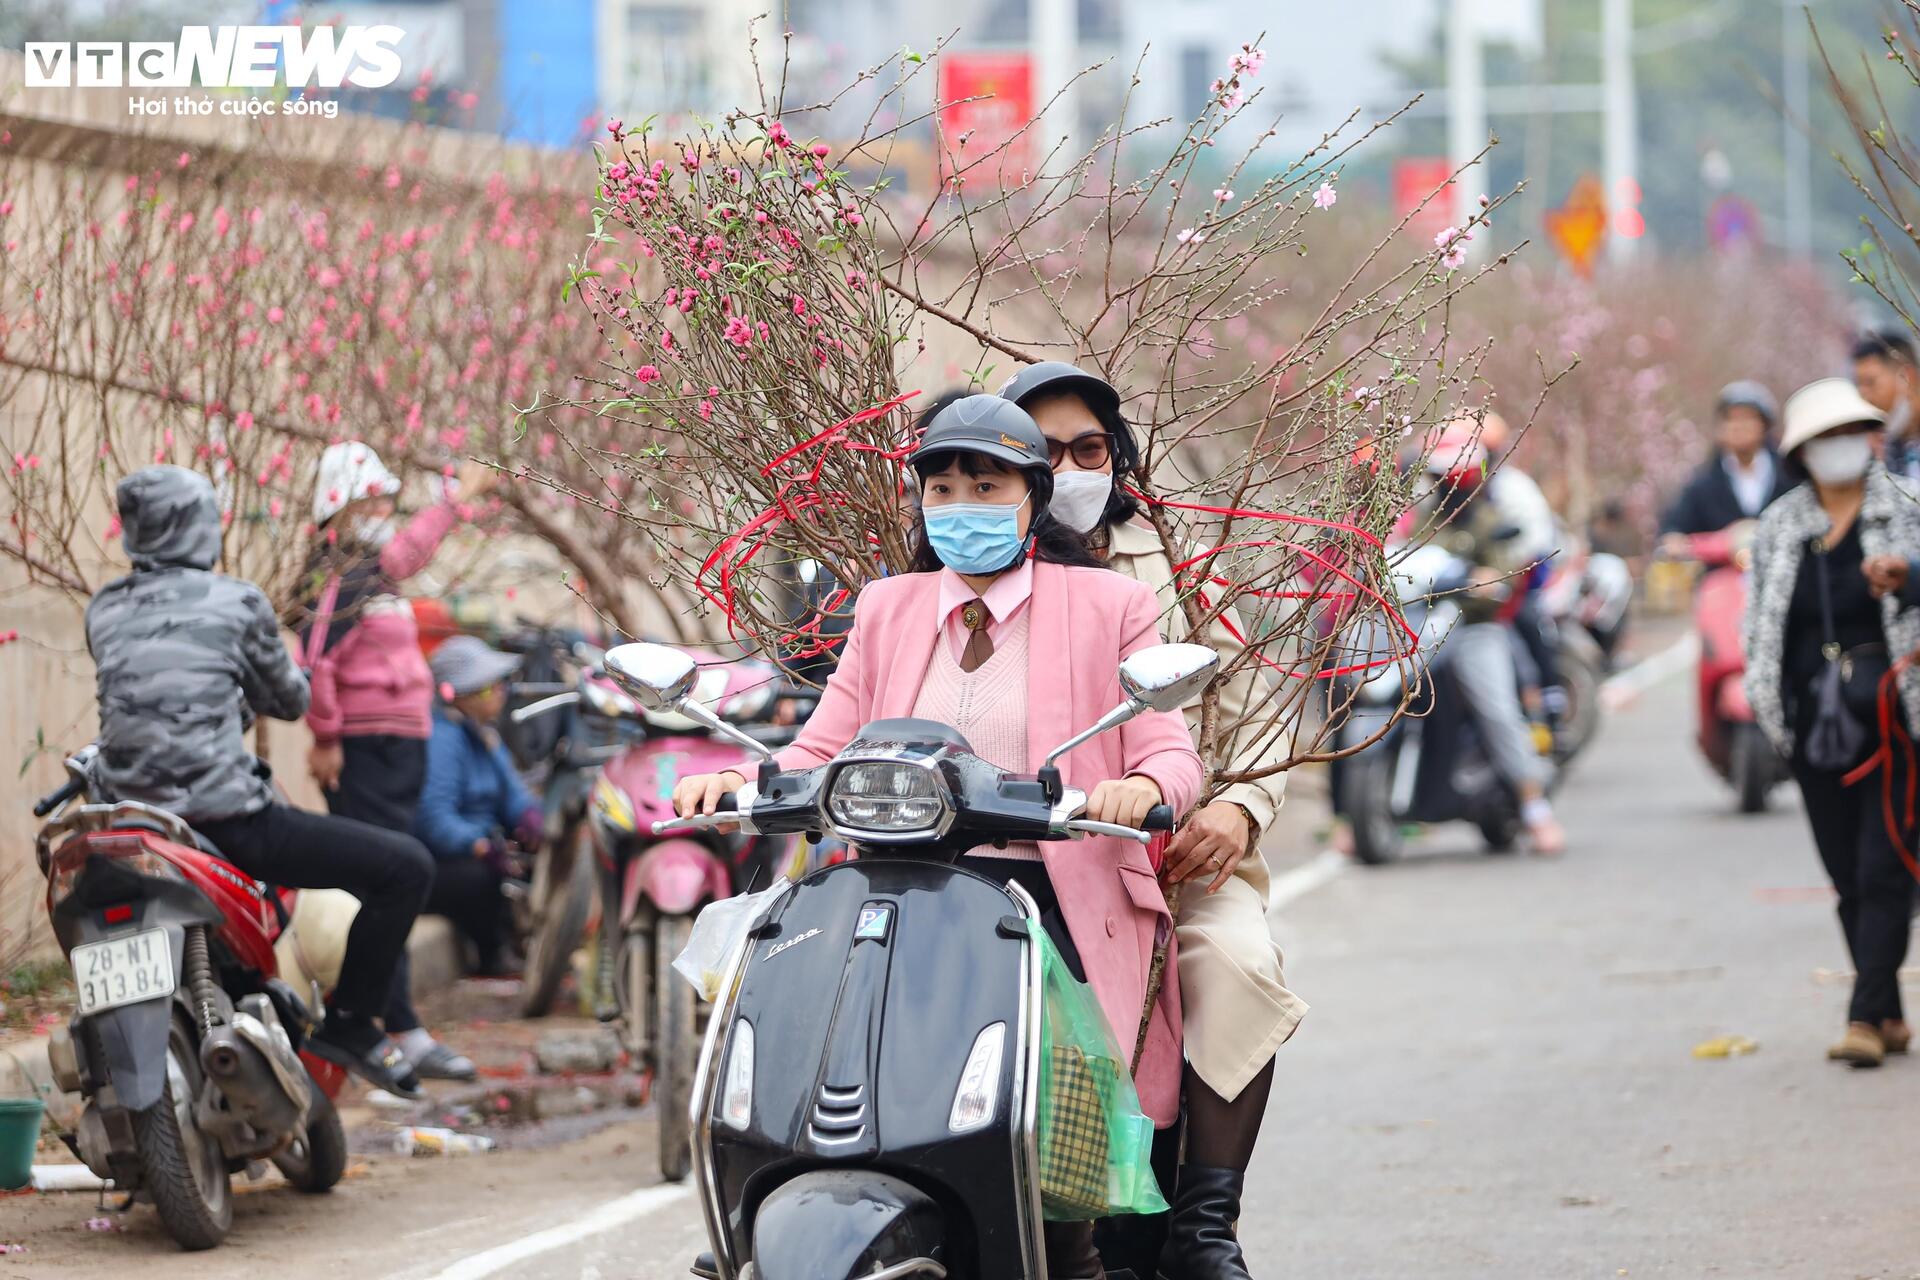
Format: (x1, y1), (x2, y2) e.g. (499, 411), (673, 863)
(1851, 329), (1920, 483)
(1417, 430), (1565, 854)
(85, 465), (433, 1096)
(1658, 382), (1789, 549)
(1475, 412), (1562, 725)
(1003, 362), (1306, 1280)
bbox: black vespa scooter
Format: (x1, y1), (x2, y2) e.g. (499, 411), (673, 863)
(597, 640), (1219, 1280)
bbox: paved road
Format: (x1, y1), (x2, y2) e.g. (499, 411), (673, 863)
(13, 659), (1919, 1278)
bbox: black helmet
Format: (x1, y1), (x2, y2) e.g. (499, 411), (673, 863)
(907, 394), (1054, 508)
(1715, 380), (1778, 427)
(998, 360), (1140, 474)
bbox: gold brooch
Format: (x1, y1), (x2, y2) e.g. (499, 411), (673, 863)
(961, 602), (986, 631)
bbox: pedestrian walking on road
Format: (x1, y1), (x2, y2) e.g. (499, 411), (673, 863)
(1743, 378), (1920, 1067)
(297, 440), (498, 1081)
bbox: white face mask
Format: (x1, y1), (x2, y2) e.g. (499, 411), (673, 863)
(1800, 434), (1874, 486)
(350, 515), (399, 548)
(1890, 394), (1913, 438)
(1049, 468), (1113, 534)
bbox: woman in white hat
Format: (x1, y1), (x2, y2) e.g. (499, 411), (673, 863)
(296, 441), (499, 1080)
(1744, 377), (1920, 1067)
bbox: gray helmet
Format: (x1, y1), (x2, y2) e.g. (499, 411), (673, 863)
(907, 394), (1054, 508)
(998, 361), (1122, 417)
(998, 360), (1140, 476)
(1715, 380), (1778, 428)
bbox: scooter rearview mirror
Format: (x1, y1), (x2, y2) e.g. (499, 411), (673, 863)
(1040, 644), (1221, 779)
(601, 642), (699, 711)
(1117, 643), (1220, 714)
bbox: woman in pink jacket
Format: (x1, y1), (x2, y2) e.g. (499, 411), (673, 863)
(675, 396), (1203, 1280)
(297, 441), (496, 1081)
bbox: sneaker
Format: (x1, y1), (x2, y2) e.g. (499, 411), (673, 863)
(310, 1018), (426, 1098)
(1828, 1021), (1886, 1068)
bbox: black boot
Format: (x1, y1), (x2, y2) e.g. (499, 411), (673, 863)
(1045, 1220), (1109, 1278)
(1157, 1165), (1250, 1280)
(1158, 1059), (1273, 1279)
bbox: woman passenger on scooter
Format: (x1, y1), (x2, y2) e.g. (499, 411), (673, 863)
(674, 394), (1204, 1280)
(1003, 363), (1306, 1280)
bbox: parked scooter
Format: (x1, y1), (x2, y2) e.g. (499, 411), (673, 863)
(1332, 545), (1554, 864)
(32, 748), (347, 1250)
(597, 640), (1215, 1280)
(512, 648), (784, 1182)
(1674, 523), (1784, 812)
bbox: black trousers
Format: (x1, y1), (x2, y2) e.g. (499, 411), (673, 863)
(323, 736), (431, 1032)
(197, 803), (432, 1020)
(1791, 752), (1917, 1025)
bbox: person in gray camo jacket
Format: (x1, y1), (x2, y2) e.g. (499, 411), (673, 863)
(86, 465), (434, 1097)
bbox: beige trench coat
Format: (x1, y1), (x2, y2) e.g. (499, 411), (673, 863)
(1104, 518), (1308, 1100)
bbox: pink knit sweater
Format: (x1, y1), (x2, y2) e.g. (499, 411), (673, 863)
(911, 612), (1042, 861)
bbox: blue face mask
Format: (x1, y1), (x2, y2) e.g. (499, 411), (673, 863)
(923, 498), (1030, 575)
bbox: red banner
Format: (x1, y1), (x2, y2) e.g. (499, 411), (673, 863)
(1393, 156), (1454, 242)
(937, 52), (1034, 187)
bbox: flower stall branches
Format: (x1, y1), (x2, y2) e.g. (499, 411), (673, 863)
(536, 26), (1549, 790)
(1820, 2), (1920, 331)
(0, 116), (671, 638)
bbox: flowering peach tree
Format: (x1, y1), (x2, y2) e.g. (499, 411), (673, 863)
(536, 28), (1547, 783)
(0, 123), (654, 635)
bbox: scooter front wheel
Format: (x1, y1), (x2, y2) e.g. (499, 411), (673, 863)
(1730, 723), (1775, 814)
(1341, 751), (1404, 865)
(655, 914), (696, 1183)
(520, 824), (596, 1018)
(134, 1013), (234, 1250)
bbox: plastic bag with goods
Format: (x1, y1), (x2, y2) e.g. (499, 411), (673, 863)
(1032, 928), (1168, 1221)
(672, 880), (790, 1001)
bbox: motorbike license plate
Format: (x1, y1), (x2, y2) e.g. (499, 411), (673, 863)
(71, 929), (174, 1015)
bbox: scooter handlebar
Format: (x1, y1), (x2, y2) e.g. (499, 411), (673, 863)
(648, 791), (741, 837)
(33, 776), (84, 818)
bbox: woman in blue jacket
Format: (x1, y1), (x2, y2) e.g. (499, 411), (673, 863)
(416, 636), (544, 977)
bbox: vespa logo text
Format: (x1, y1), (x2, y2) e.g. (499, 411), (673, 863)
(25, 27), (405, 90)
(766, 927), (822, 960)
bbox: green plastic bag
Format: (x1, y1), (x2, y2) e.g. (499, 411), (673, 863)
(1033, 928), (1169, 1221)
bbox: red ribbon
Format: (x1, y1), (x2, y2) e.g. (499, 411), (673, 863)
(1842, 650), (1920, 881)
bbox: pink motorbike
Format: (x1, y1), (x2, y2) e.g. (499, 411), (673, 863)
(512, 648), (785, 1181)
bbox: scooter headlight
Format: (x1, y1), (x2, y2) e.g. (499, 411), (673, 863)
(591, 776), (637, 834)
(948, 1021), (1006, 1133)
(826, 762), (946, 834)
(719, 1019), (754, 1129)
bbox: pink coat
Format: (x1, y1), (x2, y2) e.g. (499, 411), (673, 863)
(304, 503), (458, 744)
(774, 560), (1204, 1123)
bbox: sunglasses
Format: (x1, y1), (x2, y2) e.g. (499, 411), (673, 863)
(1046, 432), (1115, 470)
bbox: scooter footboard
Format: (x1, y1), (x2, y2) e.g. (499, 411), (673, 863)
(751, 1170), (947, 1280)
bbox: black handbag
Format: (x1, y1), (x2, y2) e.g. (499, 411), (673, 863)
(1802, 539), (1874, 771)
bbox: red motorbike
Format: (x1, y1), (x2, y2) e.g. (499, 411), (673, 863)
(510, 648), (787, 1182)
(33, 747), (348, 1250)
(1682, 523), (1785, 812)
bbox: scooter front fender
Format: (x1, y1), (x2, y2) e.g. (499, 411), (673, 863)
(1715, 675), (1755, 722)
(750, 1170), (946, 1280)
(627, 838), (728, 919)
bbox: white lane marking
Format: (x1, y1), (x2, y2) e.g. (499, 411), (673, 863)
(420, 1183), (694, 1280)
(1599, 631), (1699, 711)
(1266, 849), (1349, 918)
